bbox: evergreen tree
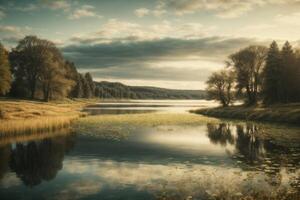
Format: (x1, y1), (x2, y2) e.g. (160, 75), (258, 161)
(262, 41), (281, 104)
(94, 87), (100, 98)
(295, 50), (300, 102)
(280, 41), (296, 102)
(64, 61), (79, 97)
(0, 43), (12, 95)
(84, 73), (95, 98)
(72, 73), (84, 98)
(83, 75), (92, 98)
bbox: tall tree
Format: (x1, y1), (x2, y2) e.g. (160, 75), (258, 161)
(0, 43), (12, 95)
(64, 61), (79, 98)
(206, 69), (235, 107)
(84, 73), (95, 97)
(82, 73), (95, 98)
(82, 75), (92, 98)
(280, 41), (296, 102)
(262, 41), (282, 104)
(295, 50), (300, 102)
(228, 45), (268, 105)
(38, 52), (74, 101)
(10, 36), (57, 99)
(71, 73), (84, 98)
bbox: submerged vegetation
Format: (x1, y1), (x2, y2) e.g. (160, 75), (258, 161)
(73, 113), (220, 139)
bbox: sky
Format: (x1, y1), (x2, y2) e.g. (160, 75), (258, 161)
(0, 0), (300, 90)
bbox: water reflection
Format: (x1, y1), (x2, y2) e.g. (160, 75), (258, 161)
(83, 100), (218, 115)
(207, 123), (234, 146)
(0, 119), (299, 199)
(0, 132), (75, 187)
(206, 123), (300, 193)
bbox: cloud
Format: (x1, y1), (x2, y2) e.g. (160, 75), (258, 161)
(69, 5), (102, 20)
(69, 19), (216, 45)
(134, 7), (166, 17)
(15, 3), (38, 12)
(276, 12), (300, 26)
(0, 25), (33, 46)
(158, 0), (300, 18)
(46, 1), (71, 11)
(62, 36), (261, 87)
(63, 36), (257, 64)
(134, 8), (150, 17)
(0, 9), (5, 19)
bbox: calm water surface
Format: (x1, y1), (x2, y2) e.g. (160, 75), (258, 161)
(0, 100), (299, 200)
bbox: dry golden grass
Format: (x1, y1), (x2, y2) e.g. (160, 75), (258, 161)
(0, 128), (72, 146)
(0, 98), (98, 134)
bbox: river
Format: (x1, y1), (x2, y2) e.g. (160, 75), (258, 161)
(0, 100), (299, 200)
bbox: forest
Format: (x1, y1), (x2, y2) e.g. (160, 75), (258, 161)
(95, 81), (206, 99)
(0, 36), (206, 101)
(206, 41), (300, 106)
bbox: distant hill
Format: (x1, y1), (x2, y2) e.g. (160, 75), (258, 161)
(94, 81), (207, 99)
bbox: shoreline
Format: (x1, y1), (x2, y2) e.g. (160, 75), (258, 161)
(191, 103), (300, 126)
(0, 98), (99, 135)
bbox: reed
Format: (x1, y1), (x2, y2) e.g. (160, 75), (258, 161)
(0, 115), (78, 135)
(0, 128), (72, 146)
(0, 98), (94, 134)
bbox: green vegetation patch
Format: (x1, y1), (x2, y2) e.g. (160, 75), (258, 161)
(73, 113), (219, 139)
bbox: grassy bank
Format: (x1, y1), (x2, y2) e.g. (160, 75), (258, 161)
(0, 98), (99, 134)
(192, 103), (300, 125)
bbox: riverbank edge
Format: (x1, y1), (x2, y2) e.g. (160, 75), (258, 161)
(191, 104), (300, 126)
(0, 98), (100, 134)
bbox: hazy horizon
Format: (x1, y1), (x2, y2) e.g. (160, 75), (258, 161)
(1, 0), (300, 89)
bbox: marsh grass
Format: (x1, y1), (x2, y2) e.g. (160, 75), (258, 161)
(0, 115), (78, 135)
(0, 128), (72, 146)
(73, 113), (220, 139)
(192, 103), (300, 125)
(0, 98), (95, 134)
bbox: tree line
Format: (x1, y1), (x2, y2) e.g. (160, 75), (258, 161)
(206, 41), (300, 106)
(0, 36), (97, 101)
(0, 35), (207, 101)
(94, 81), (207, 99)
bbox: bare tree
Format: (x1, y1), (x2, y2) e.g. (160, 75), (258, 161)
(206, 69), (235, 107)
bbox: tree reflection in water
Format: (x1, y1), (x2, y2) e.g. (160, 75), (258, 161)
(207, 123), (234, 146)
(0, 145), (10, 180)
(206, 123), (295, 164)
(0, 133), (75, 187)
(206, 123), (300, 192)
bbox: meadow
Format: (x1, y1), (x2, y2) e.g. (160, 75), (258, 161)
(0, 98), (98, 134)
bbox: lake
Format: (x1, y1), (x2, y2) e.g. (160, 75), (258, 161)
(0, 100), (299, 200)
